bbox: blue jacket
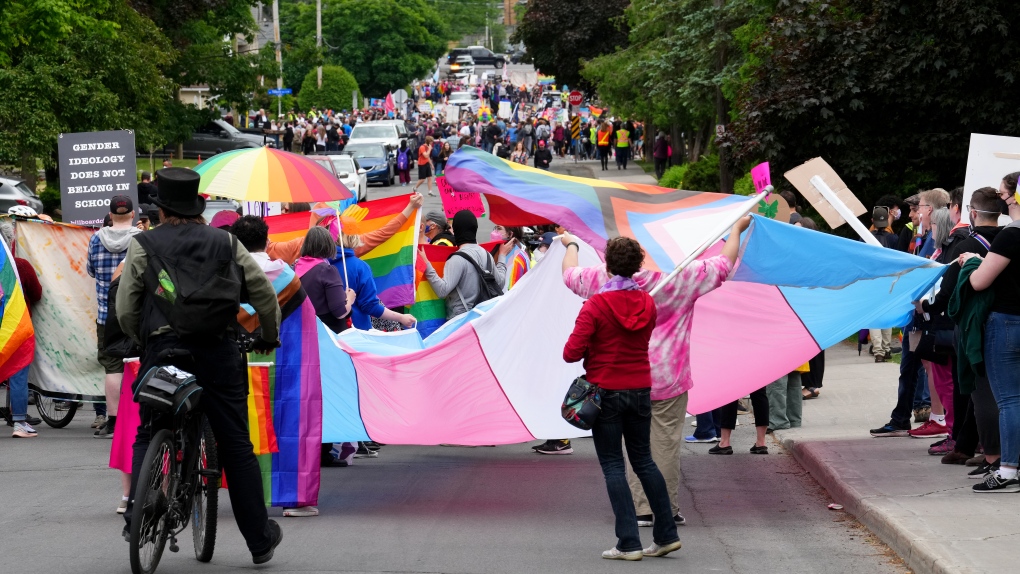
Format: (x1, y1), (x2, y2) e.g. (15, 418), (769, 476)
(329, 248), (385, 330)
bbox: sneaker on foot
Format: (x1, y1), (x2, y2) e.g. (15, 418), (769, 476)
(94, 422), (115, 439)
(870, 423), (910, 437)
(602, 547), (642, 561)
(675, 513), (686, 526)
(972, 471), (1020, 493)
(908, 420), (949, 438)
(282, 506), (319, 517)
(684, 435), (719, 443)
(941, 450), (970, 464)
(636, 514), (653, 527)
(642, 540), (682, 557)
(353, 442), (378, 458)
(929, 438), (956, 456)
(117, 499), (128, 515)
(12, 421), (37, 438)
(252, 519), (283, 564)
(968, 459), (997, 479)
(535, 439), (573, 455)
(91, 415), (107, 429)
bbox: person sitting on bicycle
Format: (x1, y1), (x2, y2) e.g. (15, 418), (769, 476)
(116, 167), (285, 564)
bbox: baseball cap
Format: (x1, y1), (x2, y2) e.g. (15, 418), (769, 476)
(539, 232), (556, 247)
(424, 210), (447, 228)
(110, 195), (133, 215)
(872, 206), (890, 228)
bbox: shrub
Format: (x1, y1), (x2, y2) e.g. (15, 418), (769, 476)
(658, 164), (689, 189)
(683, 153), (720, 192)
(298, 66), (360, 112)
(733, 171), (755, 196)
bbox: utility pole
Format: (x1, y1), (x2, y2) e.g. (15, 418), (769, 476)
(714, 0), (733, 193)
(316, 0), (322, 88)
(273, 0), (283, 118)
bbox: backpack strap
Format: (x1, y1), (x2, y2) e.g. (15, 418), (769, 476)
(971, 231), (991, 251)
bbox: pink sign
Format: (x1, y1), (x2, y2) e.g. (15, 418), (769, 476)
(437, 175), (485, 219)
(750, 162), (771, 194)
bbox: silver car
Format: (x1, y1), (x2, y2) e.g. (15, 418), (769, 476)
(0, 177), (45, 214)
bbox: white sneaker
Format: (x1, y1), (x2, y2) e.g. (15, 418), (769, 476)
(643, 540), (682, 557)
(117, 499), (128, 515)
(602, 547), (642, 561)
(91, 415), (107, 429)
(283, 506), (319, 517)
(12, 422), (38, 438)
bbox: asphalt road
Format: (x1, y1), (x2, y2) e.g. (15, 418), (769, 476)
(0, 407), (907, 574)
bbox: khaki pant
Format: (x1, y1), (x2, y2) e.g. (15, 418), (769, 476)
(625, 392), (688, 516)
(870, 328), (893, 356)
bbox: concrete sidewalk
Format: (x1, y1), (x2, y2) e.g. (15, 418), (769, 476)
(774, 343), (1018, 574)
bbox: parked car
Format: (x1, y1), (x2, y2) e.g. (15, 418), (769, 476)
(447, 46), (506, 69)
(0, 176), (44, 215)
(175, 119), (272, 159)
(325, 155), (368, 201)
(448, 55), (475, 80)
(342, 143), (395, 186)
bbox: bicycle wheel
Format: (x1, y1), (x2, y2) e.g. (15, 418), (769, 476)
(35, 392), (77, 428)
(192, 417), (219, 562)
(130, 429), (174, 574)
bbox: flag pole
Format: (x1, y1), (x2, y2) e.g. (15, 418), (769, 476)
(335, 207), (350, 287)
(648, 187), (771, 297)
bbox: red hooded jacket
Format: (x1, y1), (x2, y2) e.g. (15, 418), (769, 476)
(563, 289), (657, 390)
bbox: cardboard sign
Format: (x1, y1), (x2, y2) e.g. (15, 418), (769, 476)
(750, 162), (771, 194)
(784, 157), (867, 229)
(961, 133), (1020, 224)
(57, 130), (138, 226)
(437, 176), (485, 219)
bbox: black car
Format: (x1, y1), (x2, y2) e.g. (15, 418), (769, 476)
(447, 46), (505, 69)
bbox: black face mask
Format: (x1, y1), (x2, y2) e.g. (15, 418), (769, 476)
(1000, 198), (1011, 215)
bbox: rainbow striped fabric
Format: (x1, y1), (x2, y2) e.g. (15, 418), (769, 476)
(0, 238), (34, 381)
(343, 195), (419, 308)
(445, 145), (753, 272)
(247, 364), (279, 456)
(410, 241), (501, 339)
(264, 212), (318, 244)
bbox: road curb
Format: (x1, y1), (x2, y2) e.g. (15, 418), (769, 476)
(781, 437), (960, 574)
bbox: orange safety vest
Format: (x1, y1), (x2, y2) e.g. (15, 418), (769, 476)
(597, 129), (611, 146)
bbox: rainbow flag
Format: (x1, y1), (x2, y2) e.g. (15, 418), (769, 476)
(249, 298), (322, 508)
(264, 212), (317, 244)
(411, 241), (500, 339)
(344, 195), (420, 308)
(247, 364), (279, 456)
(0, 238), (34, 381)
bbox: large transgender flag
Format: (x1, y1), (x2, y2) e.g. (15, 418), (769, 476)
(319, 220), (945, 444)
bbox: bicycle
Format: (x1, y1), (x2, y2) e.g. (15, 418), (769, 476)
(128, 348), (219, 574)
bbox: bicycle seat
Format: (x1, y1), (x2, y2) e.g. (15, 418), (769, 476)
(134, 365), (203, 416)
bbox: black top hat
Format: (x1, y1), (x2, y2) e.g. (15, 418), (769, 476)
(153, 168), (205, 217)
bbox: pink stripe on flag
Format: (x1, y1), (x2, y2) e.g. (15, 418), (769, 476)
(294, 300), (322, 506)
(348, 325), (534, 445)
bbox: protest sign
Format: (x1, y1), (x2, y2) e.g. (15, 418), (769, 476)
(961, 133), (1020, 224)
(58, 130), (138, 226)
(436, 176), (485, 219)
(750, 162), (771, 194)
(784, 157), (866, 229)
(498, 99), (512, 119)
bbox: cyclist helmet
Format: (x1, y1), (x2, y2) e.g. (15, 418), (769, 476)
(7, 205), (38, 218)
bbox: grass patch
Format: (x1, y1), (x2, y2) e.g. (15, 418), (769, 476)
(634, 159), (656, 176)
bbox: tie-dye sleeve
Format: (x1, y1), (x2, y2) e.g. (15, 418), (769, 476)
(681, 255), (733, 299)
(562, 265), (610, 300)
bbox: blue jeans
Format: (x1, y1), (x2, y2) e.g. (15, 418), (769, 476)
(890, 320), (924, 427)
(913, 365), (930, 409)
(592, 388), (679, 552)
(693, 409), (721, 440)
(984, 312), (1020, 468)
(9, 365), (30, 422)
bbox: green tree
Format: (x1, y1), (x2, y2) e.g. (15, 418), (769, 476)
(297, 65), (360, 111)
(512, 0), (630, 89)
(282, 0), (450, 99)
(731, 0), (1020, 206)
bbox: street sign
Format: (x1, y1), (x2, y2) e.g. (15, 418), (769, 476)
(568, 91), (583, 106)
(570, 116), (581, 140)
(268, 88), (292, 96)
(393, 89), (409, 105)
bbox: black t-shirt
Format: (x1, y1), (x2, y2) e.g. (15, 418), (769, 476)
(987, 225), (1020, 315)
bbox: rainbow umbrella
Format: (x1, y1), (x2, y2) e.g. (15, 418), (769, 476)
(192, 147), (352, 202)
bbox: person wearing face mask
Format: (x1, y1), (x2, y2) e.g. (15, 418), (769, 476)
(489, 224), (531, 291)
(421, 211), (455, 247)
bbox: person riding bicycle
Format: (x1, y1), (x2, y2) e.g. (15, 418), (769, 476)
(116, 168), (285, 564)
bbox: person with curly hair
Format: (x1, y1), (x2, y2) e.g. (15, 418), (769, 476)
(563, 237), (681, 561)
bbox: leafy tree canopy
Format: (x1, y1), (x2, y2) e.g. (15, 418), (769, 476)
(297, 65), (360, 111)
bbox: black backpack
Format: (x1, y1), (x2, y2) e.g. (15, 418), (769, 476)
(449, 251), (504, 306)
(104, 276), (142, 358)
(135, 227), (243, 341)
